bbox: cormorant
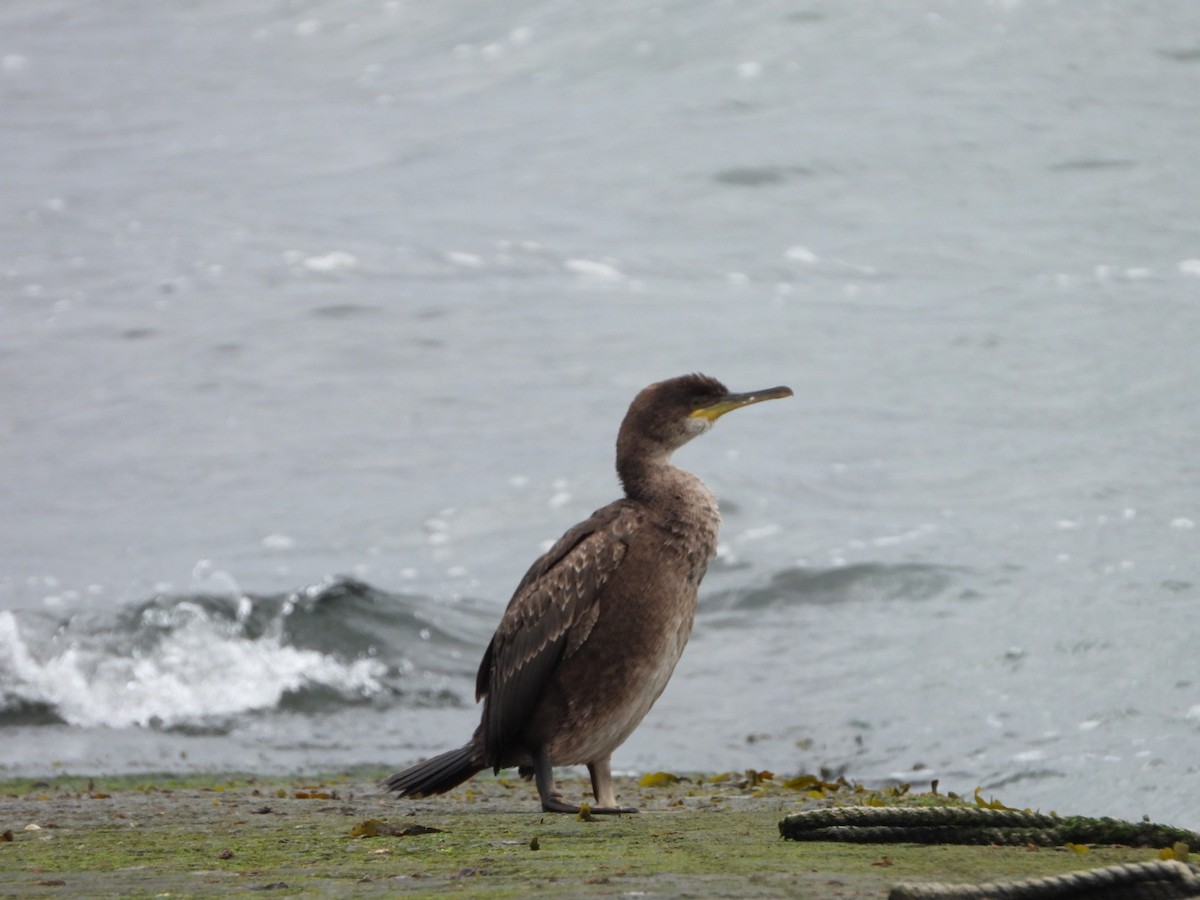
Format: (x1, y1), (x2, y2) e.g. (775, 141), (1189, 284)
(385, 373), (793, 813)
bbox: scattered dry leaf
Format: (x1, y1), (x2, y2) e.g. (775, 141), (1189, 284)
(638, 772), (681, 788)
(351, 819), (443, 838)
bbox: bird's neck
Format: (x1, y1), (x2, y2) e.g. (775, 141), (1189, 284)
(619, 454), (721, 538)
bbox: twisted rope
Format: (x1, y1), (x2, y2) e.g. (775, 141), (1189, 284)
(889, 859), (1200, 900)
(779, 806), (1200, 848)
(779, 806), (1200, 899)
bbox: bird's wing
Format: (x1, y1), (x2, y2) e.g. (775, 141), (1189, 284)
(475, 500), (641, 765)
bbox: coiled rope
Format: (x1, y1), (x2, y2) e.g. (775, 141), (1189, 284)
(890, 860), (1200, 900)
(779, 806), (1200, 899)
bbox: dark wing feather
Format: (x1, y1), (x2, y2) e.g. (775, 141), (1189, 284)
(475, 500), (640, 765)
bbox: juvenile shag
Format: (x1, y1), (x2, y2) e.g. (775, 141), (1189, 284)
(385, 374), (793, 813)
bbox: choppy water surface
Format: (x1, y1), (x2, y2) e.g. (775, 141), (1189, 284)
(3, 1), (1199, 828)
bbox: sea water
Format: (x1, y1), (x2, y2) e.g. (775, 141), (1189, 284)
(2, 0), (1199, 829)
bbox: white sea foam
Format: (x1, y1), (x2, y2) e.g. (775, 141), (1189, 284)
(737, 523), (782, 542)
(784, 245), (820, 264)
(445, 250), (485, 268)
(564, 258), (623, 280)
(191, 560), (242, 598)
(302, 250), (357, 273)
(736, 60), (763, 80)
(0, 608), (386, 729)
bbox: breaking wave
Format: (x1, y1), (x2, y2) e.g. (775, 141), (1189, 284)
(0, 578), (487, 731)
(702, 562), (961, 615)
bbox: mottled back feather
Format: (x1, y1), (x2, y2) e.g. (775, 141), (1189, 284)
(476, 500), (641, 766)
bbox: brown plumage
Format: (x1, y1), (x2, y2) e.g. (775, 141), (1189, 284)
(384, 374), (793, 812)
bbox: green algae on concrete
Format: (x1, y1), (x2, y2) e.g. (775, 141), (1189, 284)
(0, 770), (1176, 898)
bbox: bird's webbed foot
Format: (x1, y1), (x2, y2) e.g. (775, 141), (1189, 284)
(586, 757), (637, 814)
(531, 747), (586, 814)
(529, 749), (638, 814)
(540, 792), (584, 814)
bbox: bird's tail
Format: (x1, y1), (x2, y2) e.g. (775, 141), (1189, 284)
(383, 744), (484, 798)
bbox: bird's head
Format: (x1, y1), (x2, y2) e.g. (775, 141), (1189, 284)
(617, 373), (793, 471)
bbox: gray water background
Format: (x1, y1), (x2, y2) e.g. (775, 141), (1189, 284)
(3, 0), (1199, 828)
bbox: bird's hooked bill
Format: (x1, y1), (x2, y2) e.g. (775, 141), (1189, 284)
(688, 385), (794, 422)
